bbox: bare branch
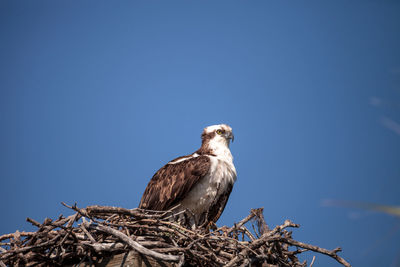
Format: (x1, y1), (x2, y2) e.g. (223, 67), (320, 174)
(83, 221), (180, 262)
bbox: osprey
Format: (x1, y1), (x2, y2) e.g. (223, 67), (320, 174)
(139, 124), (237, 227)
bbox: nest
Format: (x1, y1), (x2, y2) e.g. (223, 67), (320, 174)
(0, 203), (350, 267)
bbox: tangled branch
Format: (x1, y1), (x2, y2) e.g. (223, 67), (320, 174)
(0, 203), (351, 267)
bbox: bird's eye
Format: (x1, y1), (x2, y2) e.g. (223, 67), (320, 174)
(216, 129), (223, 135)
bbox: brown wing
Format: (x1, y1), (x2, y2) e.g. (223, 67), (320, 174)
(139, 155), (210, 211)
(206, 183), (233, 224)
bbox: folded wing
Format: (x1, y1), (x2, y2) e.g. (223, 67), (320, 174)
(139, 155), (211, 211)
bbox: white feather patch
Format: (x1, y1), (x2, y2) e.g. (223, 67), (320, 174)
(168, 153), (199, 165)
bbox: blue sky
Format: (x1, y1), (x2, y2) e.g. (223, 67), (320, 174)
(1, 1), (400, 266)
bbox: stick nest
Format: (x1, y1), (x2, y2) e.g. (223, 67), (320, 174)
(0, 203), (350, 267)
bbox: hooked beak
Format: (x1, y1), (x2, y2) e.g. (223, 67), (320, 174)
(226, 132), (234, 143)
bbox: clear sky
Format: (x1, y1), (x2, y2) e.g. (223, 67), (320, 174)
(1, 1), (399, 266)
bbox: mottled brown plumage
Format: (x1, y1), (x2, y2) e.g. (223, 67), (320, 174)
(203, 183), (233, 224)
(139, 155), (211, 211)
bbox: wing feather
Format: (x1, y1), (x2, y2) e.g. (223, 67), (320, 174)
(139, 155), (210, 211)
(207, 183), (233, 224)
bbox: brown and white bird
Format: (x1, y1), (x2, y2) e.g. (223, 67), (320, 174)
(139, 124), (237, 227)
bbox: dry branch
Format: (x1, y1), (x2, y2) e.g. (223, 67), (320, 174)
(0, 204), (351, 267)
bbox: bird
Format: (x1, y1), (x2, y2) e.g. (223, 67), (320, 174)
(139, 124), (237, 228)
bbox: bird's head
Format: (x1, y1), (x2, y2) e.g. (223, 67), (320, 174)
(201, 124), (234, 149)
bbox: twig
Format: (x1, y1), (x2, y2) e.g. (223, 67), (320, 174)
(79, 219), (96, 244)
(283, 239), (351, 267)
(310, 255), (316, 267)
(83, 221), (180, 262)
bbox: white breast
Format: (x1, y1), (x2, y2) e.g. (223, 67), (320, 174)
(179, 155), (237, 223)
